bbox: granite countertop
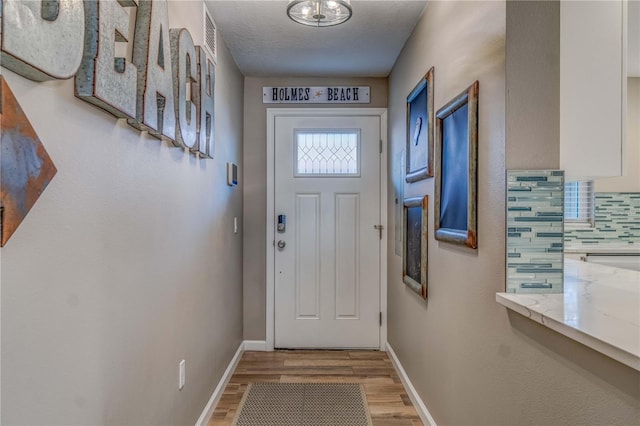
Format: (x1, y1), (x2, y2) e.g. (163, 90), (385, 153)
(564, 242), (640, 254)
(496, 259), (640, 371)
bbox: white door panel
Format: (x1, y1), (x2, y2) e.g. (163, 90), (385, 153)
(335, 193), (360, 319)
(274, 115), (381, 348)
(295, 193), (320, 319)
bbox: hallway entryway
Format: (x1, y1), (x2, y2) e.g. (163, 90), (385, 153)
(209, 350), (423, 425)
(266, 108), (389, 350)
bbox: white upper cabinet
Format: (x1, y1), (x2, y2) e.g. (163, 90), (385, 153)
(629, 0), (639, 77)
(560, 0), (626, 180)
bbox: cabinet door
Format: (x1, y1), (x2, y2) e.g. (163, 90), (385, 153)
(560, 0), (624, 180)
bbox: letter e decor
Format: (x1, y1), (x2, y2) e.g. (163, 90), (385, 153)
(75, 0), (138, 119)
(0, 77), (58, 246)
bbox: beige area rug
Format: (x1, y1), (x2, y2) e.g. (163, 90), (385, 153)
(231, 382), (373, 426)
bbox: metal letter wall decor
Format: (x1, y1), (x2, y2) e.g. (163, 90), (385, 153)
(170, 28), (198, 149)
(127, 0), (177, 142)
(0, 77), (58, 246)
(1, 0), (216, 160)
(75, 0), (138, 119)
(1, 0), (85, 81)
(0, 0), (218, 246)
(195, 47), (215, 158)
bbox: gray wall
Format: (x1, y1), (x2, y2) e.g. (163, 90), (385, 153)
(387, 1), (640, 425)
(242, 77), (387, 340)
(0, 4), (244, 424)
(505, 0), (560, 170)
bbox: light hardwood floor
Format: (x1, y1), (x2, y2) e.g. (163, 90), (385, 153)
(209, 350), (423, 426)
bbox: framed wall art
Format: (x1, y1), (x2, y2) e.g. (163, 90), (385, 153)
(402, 196), (428, 300)
(434, 81), (479, 249)
(394, 149), (405, 257)
(405, 67), (434, 182)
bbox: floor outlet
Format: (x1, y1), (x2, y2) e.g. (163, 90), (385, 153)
(179, 360), (186, 390)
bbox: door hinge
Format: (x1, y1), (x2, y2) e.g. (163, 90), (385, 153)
(379, 312), (382, 326)
(379, 139), (383, 154)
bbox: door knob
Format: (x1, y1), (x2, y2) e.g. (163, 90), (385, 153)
(277, 240), (286, 249)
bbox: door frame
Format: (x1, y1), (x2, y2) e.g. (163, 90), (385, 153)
(266, 107), (388, 351)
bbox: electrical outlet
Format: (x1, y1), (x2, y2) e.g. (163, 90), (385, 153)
(179, 360), (186, 390)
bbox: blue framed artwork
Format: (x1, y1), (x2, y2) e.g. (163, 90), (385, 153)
(405, 67), (434, 182)
(434, 81), (479, 249)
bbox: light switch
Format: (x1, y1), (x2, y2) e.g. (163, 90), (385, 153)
(179, 360), (186, 390)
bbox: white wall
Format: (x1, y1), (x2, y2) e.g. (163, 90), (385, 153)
(0, 2), (244, 424)
(595, 77), (640, 192)
(387, 1), (640, 424)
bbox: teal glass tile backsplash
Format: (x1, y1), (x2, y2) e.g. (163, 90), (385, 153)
(565, 193), (640, 245)
(507, 170), (564, 293)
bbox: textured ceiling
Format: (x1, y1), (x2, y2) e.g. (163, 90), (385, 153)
(206, 0), (428, 77)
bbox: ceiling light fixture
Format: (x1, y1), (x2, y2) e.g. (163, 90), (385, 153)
(287, 0), (352, 27)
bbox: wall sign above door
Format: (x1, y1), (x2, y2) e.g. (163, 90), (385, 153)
(263, 87), (370, 104)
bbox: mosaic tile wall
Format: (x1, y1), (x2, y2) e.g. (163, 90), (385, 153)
(565, 193), (640, 245)
(506, 170), (564, 293)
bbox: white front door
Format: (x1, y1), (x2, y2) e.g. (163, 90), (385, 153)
(274, 113), (382, 348)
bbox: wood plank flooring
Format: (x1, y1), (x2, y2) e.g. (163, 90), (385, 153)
(209, 350), (423, 426)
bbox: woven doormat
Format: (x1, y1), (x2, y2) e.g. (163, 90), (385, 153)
(231, 382), (373, 426)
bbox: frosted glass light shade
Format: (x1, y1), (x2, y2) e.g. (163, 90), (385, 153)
(287, 0), (352, 27)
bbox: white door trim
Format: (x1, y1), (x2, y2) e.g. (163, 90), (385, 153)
(266, 108), (388, 351)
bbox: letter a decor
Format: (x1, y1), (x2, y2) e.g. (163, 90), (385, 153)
(0, 76), (57, 246)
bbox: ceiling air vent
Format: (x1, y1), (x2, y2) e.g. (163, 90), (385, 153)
(203, 4), (217, 63)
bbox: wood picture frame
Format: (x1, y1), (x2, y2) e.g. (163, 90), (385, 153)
(405, 67), (434, 182)
(434, 81), (478, 249)
(402, 196), (428, 300)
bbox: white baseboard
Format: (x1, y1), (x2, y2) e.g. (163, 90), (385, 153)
(244, 340), (267, 351)
(386, 342), (437, 426)
(195, 341), (245, 426)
